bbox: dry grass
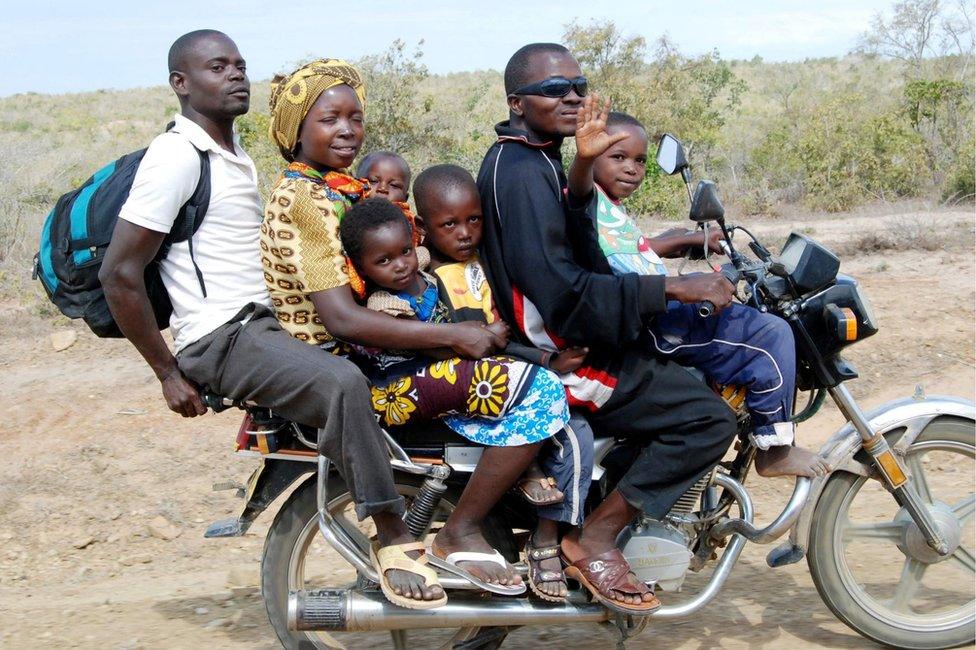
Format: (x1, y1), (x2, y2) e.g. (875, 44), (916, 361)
(833, 215), (973, 256)
(0, 61), (970, 325)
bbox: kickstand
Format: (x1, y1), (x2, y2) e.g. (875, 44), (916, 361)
(602, 612), (650, 649)
(390, 629), (408, 650)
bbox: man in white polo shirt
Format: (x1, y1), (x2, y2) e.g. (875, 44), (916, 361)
(99, 29), (457, 607)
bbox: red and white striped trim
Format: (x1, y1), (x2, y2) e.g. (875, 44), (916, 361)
(511, 288), (615, 411)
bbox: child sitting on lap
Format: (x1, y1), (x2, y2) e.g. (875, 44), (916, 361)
(412, 164), (595, 603)
(568, 98), (829, 478)
(339, 197), (582, 594)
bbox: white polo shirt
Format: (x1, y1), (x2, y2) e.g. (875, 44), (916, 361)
(119, 114), (273, 351)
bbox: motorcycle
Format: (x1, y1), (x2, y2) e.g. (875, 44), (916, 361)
(201, 134), (975, 650)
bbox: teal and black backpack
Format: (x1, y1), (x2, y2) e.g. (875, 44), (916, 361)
(34, 126), (210, 338)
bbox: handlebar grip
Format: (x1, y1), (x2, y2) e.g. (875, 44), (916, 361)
(200, 391), (231, 413)
(698, 301), (716, 318)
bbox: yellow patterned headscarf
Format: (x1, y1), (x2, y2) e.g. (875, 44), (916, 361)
(268, 58), (367, 161)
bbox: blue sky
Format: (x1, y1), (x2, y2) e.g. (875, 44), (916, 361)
(0, 0), (896, 97)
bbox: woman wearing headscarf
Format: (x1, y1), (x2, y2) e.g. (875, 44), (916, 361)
(262, 59), (573, 605)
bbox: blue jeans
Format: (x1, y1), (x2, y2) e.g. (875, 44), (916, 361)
(649, 302), (796, 449)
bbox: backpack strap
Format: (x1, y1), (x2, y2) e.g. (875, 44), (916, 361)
(182, 147), (211, 298)
(156, 137), (211, 298)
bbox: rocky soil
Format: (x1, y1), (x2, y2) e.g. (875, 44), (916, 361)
(1, 208), (973, 649)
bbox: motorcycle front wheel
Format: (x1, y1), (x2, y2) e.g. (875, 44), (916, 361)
(808, 416), (975, 649)
(262, 471), (487, 650)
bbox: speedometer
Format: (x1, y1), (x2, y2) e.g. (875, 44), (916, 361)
(780, 233), (840, 295)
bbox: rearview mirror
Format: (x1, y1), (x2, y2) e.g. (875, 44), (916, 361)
(689, 180), (725, 223)
(656, 134), (688, 175)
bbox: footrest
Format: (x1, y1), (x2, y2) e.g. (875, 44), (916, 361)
(204, 517), (246, 538)
(766, 541), (805, 567)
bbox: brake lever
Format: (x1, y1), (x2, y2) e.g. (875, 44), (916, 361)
(767, 258), (789, 278)
(748, 240), (772, 262)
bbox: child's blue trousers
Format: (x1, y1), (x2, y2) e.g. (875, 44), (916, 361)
(649, 302), (797, 449)
(534, 303), (794, 526)
(537, 412), (594, 526)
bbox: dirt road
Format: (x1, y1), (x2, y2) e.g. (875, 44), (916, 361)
(1, 208), (973, 649)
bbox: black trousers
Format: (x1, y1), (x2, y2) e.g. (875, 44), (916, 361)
(588, 346), (737, 519)
(177, 303), (405, 521)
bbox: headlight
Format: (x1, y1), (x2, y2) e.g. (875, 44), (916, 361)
(819, 278), (879, 343)
(801, 275), (879, 352)
(853, 283), (878, 331)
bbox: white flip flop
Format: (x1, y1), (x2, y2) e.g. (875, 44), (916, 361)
(428, 545), (526, 595)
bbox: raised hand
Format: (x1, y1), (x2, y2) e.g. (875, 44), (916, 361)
(575, 93), (629, 161)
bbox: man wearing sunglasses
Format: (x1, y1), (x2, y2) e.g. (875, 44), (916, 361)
(476, 42), (737, 615)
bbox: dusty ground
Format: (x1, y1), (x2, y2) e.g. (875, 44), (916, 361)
(0, 207), (973, 649)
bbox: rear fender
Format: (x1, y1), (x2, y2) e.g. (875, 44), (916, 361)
(205, 458), (314, 538)
(788, 394), (975, 553)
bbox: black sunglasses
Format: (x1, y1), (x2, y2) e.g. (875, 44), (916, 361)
(511, 76), (588, 98)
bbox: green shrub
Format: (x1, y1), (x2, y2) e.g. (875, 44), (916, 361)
(942, 136), (976, 202)
(1, 119), (31, 133)
(236, 110), (280, 194)
(746, 93), (929, 211)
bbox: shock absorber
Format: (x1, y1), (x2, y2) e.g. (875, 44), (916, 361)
(403, 465), (450, 538)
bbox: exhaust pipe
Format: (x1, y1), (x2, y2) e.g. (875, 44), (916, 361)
(295, 467), (762, 632)
(291, 472), (762, 632)
(289, 589), (613, 632)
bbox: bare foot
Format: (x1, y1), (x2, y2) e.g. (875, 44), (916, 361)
(432, 524), (521, 586)
(755, 445), (831, 478)
(518, 461), (564, 506)
(560, 529), (656, 607)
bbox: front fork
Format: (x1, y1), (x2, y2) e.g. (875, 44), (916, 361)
(829, 383), (951, 555)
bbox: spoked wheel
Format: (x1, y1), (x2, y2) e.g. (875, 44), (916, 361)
(808, 416), (975, 649)
(262, 473), (484, 649)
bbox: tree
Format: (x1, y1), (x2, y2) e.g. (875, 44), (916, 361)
(857, 0), (975, 81)
(859, 0), (941, 73)
(562, 20), (646, 93)
(356, 39), (431, 156)
(857, 0), (974, 195)
(562, 22), (745, 217)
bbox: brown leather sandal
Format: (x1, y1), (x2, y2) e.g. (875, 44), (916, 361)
(525, 540), (568, 603)
(562, 548), (661, 615)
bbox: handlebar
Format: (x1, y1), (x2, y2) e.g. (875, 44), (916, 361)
(696, 262), (743, 317)
(200, 390), (236, 413)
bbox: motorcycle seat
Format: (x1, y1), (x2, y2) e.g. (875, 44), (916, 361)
(200, 389), (467, 444)
(385, 419), (469, 445)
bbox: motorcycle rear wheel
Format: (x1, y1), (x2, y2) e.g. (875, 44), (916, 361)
(808, 416), (975, 649)
(262, 471), (484, 649)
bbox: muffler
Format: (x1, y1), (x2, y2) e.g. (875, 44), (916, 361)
(289, 589), (612, 631)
